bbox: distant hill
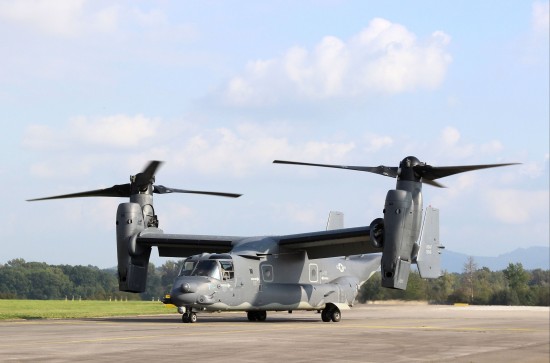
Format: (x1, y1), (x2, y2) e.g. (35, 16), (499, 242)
(442, 246), (550, 273)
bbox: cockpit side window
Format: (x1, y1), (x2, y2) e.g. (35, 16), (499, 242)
(191, 260), (221, 280)
(219, 260), (234, 280)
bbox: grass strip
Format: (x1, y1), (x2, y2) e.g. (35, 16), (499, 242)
(0, 299), (177, 320)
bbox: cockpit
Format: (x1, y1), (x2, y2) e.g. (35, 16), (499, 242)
(178, 259), (197, 276)
(178, 254), (234, 281)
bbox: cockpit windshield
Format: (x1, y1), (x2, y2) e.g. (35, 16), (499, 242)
(178, 260), (196, 277)
(190, 260), (221, 280)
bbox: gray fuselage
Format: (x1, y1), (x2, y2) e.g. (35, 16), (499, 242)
(170, 248), (381, 312)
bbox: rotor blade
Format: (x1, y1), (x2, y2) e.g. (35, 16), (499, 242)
(421, 179), (446, 188)
(142, 160), (163, 177)
(415, 163), (521, 181)
(27, 183), (131, 201)
(273, 160), (398, 178)
(133, 160), (163, 187)
(154, 185), (242, 198)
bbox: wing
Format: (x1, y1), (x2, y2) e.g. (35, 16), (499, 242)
(136, 226), (381, 259)
(277, 226), (381, 259)
(137, 230), (244, 257)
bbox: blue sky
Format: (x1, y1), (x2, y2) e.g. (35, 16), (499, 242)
(1, 0), (548, 268)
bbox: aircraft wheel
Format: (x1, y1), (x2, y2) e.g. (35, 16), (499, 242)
(321, 309), (331, 322)
(257, 311), (267, 321)
(330, 308), (341, 322)
(247, 311), (257, 321)
(189, 312), (197, 323)
(182, 314), (190, 323)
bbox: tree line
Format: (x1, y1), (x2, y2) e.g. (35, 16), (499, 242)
(1, 258), (548, 306)
(357, 259), (549, 306)
(0, 258), (183, 301)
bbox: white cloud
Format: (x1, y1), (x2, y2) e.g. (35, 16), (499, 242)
(28, 159), (94, 179)
(485, 189), (549, 224)
(363, 133), (393, 152)
(437, 126), (475, 159)
(0, 1), (195, 42)
(518, 161), (545, 178)
(282, 203), (320, 227)
(441, 126), (461, 146)
(532, 1), (550, 36)
(70, 114), (160, 148)
(0, 0), (119, 37)
(434, 127), (509, 162)
(222, 18), (452, 106)
(172, 126), (355, 177)
(480, 140), (504, 154)
(22, 114), (160, 150)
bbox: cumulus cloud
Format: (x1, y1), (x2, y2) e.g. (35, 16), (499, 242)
(222, 18), (452, 106)
(485, 189), (549, 224)
(173, 126), (355, 177)
(23, 115), (358, 180)
(22, 114), (160, 150)
(363, 133), (393, 152)
(532, 1), (550, 37)
(70, 114), (160, 148)
(0, 0), (119, 37)
(0, 0), (195, 42)
(434, 126), (508, 161)
(437, 126), (475, 159)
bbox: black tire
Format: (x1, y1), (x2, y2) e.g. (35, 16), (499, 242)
(331, 308), (341, 322)
(321, 309), (331, 322)
(189, 312), (197, 323)
(257, 311), (267, 321)
(247, 311), (257, 321)
(182, 314), (190, 323)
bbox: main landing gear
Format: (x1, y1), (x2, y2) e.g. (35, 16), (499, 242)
(247, 311), (267, 321)
(321, 304), (341, 322)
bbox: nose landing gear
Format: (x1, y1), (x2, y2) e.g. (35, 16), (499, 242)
(181, 308), (197, 323)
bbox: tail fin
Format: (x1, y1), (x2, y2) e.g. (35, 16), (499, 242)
(415, 206), (444, 278)
(326, 211), (344, 230)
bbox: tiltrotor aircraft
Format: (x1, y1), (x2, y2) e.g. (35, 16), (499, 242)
(29, 156), (517, 323)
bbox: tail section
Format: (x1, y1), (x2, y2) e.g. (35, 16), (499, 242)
(415, 207), (444, 278)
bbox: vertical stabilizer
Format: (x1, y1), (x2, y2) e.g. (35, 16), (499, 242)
(326, 211), (344, 230)
(415, 207), (444, 278)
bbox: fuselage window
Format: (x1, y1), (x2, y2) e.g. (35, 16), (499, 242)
(219, 260), (234, 280)
(261, 265), (274, 282)
(309, 264), (318, 283)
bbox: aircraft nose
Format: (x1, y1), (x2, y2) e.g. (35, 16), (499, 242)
(170, 289), (197, 306)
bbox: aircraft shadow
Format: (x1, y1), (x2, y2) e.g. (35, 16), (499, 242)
(91, 314), (321, 324)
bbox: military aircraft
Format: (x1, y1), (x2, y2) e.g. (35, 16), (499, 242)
(28, 156), (517, 323)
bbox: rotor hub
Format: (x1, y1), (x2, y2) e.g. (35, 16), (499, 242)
(398, 156), (424, 182)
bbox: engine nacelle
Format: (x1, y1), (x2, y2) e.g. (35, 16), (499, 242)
(380, 189), (418, 290)
(116, 203), (151, 292)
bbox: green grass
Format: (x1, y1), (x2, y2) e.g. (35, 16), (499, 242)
(0, 299), (177, 320)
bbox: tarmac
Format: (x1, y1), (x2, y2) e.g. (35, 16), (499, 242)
(0, 304), (548, 362)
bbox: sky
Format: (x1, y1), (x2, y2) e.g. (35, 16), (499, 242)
(1, 0), (548, 268)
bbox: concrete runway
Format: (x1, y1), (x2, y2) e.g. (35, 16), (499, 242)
(0, 304), (548, 362)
